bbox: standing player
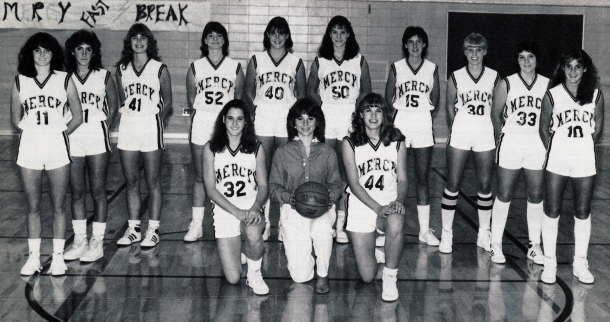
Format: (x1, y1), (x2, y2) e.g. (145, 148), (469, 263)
(440, 33), (499, 254)
(62, 30), (119, 262)
(342, 93), (407, 302)
(12, 32), (83, 275)
(184, 22), (244, 242)
(307, 15), (372, 244)
(489, 41), (549, 264)
(245, 16), (306, 240)
(539, 49), (604, 284)
(202, 99), (269, 295)
(385, 26), (440, 246)
(115, 23), (173, 248)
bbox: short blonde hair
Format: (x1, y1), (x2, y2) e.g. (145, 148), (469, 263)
(463, 33), (487, 51)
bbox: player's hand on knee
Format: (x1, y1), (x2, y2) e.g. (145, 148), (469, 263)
(389, 201), (405, 215)
(245, 208), (262, 225)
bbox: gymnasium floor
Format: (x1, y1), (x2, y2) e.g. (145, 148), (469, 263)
(1, 135), (609, 322)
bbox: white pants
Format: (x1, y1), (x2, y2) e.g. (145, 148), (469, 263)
(280, 204), (336, 282)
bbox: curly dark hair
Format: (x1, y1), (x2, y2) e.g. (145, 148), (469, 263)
(287, 97), (326, 142)
(18, 32), (64, 77)
(116, 23), (161, 68)
(513, 40), (540, 74)
(350, 93), (404, 147)
(318, 15), (359, 61)
(209, 99), (257, 154)
(402, 26), (429, 58)
(263, 17), (293, 50)
(65, 30), (103, 74)
(200, 21), (229, 57)
(549, 49), (599, 105)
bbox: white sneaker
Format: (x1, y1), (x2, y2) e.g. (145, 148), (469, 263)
(141, 227), (159, 248)
(382, 270), (399, 301)
(80, 237), (103, 262)
(490, 243), (506, 264)
(183, 221), (202, 242)
(376, 234), (386, 247)
(419, 229), (440, 246)
(335, 217), (349, 244)
(573, 256), (594, 284)
(117, 226), (141, 246)
(477, 229), (491, 252)
(262, 221), (271, 241)
(63, 235), (88, 261)
(20, 252), (41, 275)
(375, 248), (386, 264)
(541, 256), (557, 284)
(527, 243), (545, 265)
(439, 229), (453, 254)
(50, 253), (67, 276)
(247, 269), (269, 295)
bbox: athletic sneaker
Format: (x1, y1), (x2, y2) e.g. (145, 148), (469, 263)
(382, 270), (399, 301)
(117, 226), (141, 246)
(20, 252), (41, 276)
(439, 229), (453, 254)
(573, 256), (594, 284)
(183, 221), (203, 242)
(376, 234), (386, 247)
(141, 227), (159, 248)
(527, 243), (545, 265)
(247, 269), (269, 295)
(490, 243), (506, 264)
(477, 228), (492, 252)
(63, 235), (88, 261)
(50, 253), (67, 276)
(419, 229), (440, 246)
(335, 217), (349, 244)
(80, 237), (103, 262)
(262, 221), (271, 241)
(541, 256), (557, 284)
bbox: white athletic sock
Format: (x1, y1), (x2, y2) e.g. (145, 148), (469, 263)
(264, 199), (271, 223)
(491, 198), (510, 244)
(28, 238), (41, 254)
(574, 216), (591, 258)
(527, 201), (543, 244)
(477, 192), (493, 231)
(92, 222), (106, 240)
(127, 220), (141, 228)
(383, 266), (398, 277)
(247, 258), (262, 272)
(148, 220), (160, 229)
(53, 239), (65, 254)
(72, 219), (87, 237)
(441, 189), (458, 230)
(192, 207), (204, 222)
(417, 204), (431, 235)
(541, 214), (559, 259)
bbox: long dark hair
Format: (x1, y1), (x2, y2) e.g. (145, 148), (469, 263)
(209, 99), (257, 154)
(18, 32), (64, 77)
(116, 23), (161, 68)
(65, 30), (103, 74)
(318, 15), (359, 60)
(263, 17), (293, 50)
(350, 93), (404, 147)
(287, 97), (326, 143)
(200, 21), (229, 57)
(513, 40), (540, 74)
(402, 26), (429, 58)
(549, 49), (599, 105)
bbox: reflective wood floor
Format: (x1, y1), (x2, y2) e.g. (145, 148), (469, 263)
(1, 136), (609, 322)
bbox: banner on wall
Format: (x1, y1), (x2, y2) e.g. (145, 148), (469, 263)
(0, 0), (210, 31)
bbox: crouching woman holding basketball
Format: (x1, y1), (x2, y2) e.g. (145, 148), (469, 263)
(202, 99), (269, 295)
(269, 97), (342, 294)
(343, 93), (407, 301)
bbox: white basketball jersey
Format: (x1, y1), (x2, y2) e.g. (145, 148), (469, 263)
(214, 142), (261, 209)
(252, 51), (302, 107)
(391, 58), (437, 112)
(316, 54), (363, 107)
(451, 66), (499, 130)
(72, 69), (111, 123)
(192, 56), (241, 113)
(345, 137), (399, 205)
(547, 84), (600, 138)
(502, 73), (549, 134)
(17, 71), (69, 132)
(118, 59), (165, 116)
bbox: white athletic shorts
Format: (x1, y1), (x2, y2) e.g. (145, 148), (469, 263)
(17, 130), (71, 170)
(393, 110), (434, 148)
(322, 103), (354, 140)
(496, 132), (545, 170)
(254, 104), (289, 137)
(544, 135), (596, 178)
(345, 192), (394, 233)
(190, 109), (216, 145)
(212, 204), (242, 239)
(449, 120), (495, 152)
(69, 120), (111, 157)
(117, 114), (164, 152)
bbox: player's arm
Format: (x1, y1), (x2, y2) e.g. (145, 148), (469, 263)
(159, 65), (173, 123)
(324, 148), (342, 204)
(306, 59), (322, 105)
(233, 66), (245, 100)
(65, 78), (83, 135)
(10, 80), (23, 131)
(115, 67), (126, 106)
(245, 144), (268, 225)
(268, 150), (292, 205)
(491, 79), (508, 143)
(105, 73), (119, 128)
(185, 63), (196, 111)
(202, 143), (248, 222)
(430, 69), (441, 113)
(389, 141), (407, 215)
(445, 74), (457, 129)
(592, 90), (605, 143)
(295, 59), (307, 99)
(384, 64), (396, 112)
(244, 57), (257, 109)
(538, 92), (553, 150)
(356, 57), (372, 107)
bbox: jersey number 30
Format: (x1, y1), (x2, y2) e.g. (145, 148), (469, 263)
(364, 175), (385, 191)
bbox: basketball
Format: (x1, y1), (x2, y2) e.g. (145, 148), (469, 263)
(293, 182), (331, 219)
